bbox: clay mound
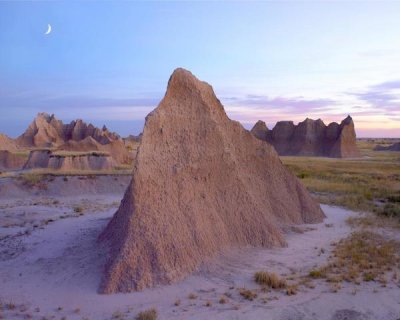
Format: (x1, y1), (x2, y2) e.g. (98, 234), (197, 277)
(0, 134), (17, 151)
(23, 150), (52, 169)
(60, 136), (102, 152)
(48, 153), (116, 171)
(98, 68), (324, 293)
(251, 116), (360, 158)
(0, 150), (27, 170)
(374, 142), (400, 152)
(59, 137), (133, 165)
(16, 113), (120, 148)
(101, 140), (133, 166)
(23, 149), (116, 171)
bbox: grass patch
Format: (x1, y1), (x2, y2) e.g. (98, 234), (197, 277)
(307, 231), (400, 287)
(254, 271), (286, 288)
(135, 308), (157, 320)
(282, 139), (400, 218)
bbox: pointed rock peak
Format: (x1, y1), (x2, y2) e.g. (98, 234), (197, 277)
(341, 115), (353, 125)
(98, 70), (324, 293)
(36, 112), (53, 122)
(253, 120), (268, 129)
(165, 68), (215, 100)
(102, 125), (108, 131)
(168, 68), (199, 87)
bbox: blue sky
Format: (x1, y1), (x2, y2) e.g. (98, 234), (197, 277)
(0, 1), (399, 138)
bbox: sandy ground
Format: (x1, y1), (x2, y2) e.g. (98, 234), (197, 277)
(0, 181), (399, 320)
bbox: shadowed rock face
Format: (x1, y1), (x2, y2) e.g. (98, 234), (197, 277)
(23, 149), (115, 171)
(16, 113), (120, 148)
(250, 120), (270, 141)
(98, 68), (325, 294)
(251, 116), (360, 158)
(0, 151), (27, 170)
(374, 142), (400, 152)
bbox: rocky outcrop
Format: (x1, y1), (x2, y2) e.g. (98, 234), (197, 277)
(14, 113), (132, 166)
(374, 142), (400, 151)
(48, 153), (116, 171)
(16, 113), (120, 148)
(59, 137), (133, 165)
(0, 134), (17, 151)
(250, 120), (270, 141)
(0, 151), (27, 170)
(98, 68), (324, 294)
(23, 150), (116, 171)
(251, 116), (360, 158)
(23, 150), (52, 169)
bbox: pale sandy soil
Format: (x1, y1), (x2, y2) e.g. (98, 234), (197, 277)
(0, 180), (399, 320)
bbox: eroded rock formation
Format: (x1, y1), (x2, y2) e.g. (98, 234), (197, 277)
(251, 116), (360, 158)
(23, 150), (115, 171)
(16, 113), (120, 148)
(99, 68), (324, 293)
(0, 151), (27, 170)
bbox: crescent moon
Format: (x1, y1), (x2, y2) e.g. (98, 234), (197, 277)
(45, 24), (52, 35)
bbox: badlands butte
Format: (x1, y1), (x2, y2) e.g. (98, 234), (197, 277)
(1, 69), (400, 320)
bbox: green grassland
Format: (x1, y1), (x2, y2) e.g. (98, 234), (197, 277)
(282, 139), (400, 218)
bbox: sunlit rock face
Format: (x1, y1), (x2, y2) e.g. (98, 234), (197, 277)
(98, 68), (325, 294)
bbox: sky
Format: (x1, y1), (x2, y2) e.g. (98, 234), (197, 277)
(0, 1), (399, 138)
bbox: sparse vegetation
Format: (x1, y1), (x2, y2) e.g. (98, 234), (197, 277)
(307, 231), (400, 289)
(238, 288), (257, 301)
(282, 139), (400, 218)
(286, 285), (298, 296)
(18, 173), (48, 189)
(73, 206), (83, 213)
(135, 308), (157, 320)
(254, 271), (286, 289)
(187, 293), (197, 300)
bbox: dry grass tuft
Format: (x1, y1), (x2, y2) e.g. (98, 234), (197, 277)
(254, 271), (286, 289)
(286, 285), (298, 296)
(219, 296), (227, 304)
(187, 293), (197, 300)
(135, 308), (157, 320)
(238, 288), (257, 301)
